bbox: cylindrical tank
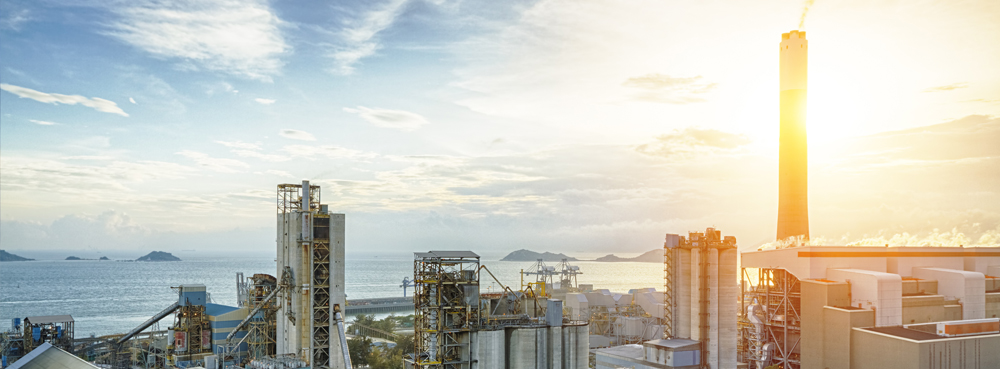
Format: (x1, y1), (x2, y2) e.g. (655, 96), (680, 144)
(547, 326), (562, 369)
(508, 326), (539, 369)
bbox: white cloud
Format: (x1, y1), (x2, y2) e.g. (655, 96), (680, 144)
(281, 145), (365, 159)
(129, 97), (137, 104)
(176, 150), (249, 173)
(1, 8), (31, 31)
(1, 83), (128, 116)
(29, 119), (57, 126)
(215, 140), (261, 150)
(329, 0), (409, 75)
(343, 106), (428, 131)
(279, 129), (316, 141)
(105, 0), (288, 80)
(255, 98), (276, 105)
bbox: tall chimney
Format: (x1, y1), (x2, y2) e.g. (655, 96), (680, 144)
(777, 30), (810, 241)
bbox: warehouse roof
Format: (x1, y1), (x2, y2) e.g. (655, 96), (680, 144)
(414, 251), (479, 259)
(8, 342), (98, 369)
(24, 315), (74, 324)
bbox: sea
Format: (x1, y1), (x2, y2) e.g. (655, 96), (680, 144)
(0, 255), (663, 338)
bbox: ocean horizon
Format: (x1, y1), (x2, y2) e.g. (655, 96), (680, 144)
(0, 255), (663, 338)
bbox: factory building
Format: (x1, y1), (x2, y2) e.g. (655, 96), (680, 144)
(592, 228), (738, 369)
(406, 251), (589, 369)
(739, 246), (1000, 369)
(275, 181), (349, 369)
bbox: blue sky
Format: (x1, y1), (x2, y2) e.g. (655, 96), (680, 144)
(2, 0), (999, 259)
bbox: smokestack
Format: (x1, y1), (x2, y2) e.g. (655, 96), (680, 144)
(777, 30), (810, 241)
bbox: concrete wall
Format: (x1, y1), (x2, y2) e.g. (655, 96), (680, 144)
(677, 249), (691, 339)
(707, 248), (718, 368)
(822, 307), (874, 369)
(472, 330), (504, 369)
(718, 249), (737, 369)
(902, 295), (946, 325)
(828, 269), (903, 326)
(850, 328), (922, 369)
(800, 279), (850, 369)
(903, 279), (939, 295)
(852, 328), (1000, 369)
(988, 293), (1000, 319)
(913, 267), (986, 320)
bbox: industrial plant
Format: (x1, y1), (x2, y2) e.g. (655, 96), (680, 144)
(3, 29), (1000, 369)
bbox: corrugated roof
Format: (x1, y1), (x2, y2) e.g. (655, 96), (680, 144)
(25, 315), (74, 324)
(8, 342), (99, 369)
(414, 250), (479, 259)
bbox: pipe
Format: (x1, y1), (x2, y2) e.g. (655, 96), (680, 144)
(226, 284), (284, 342)
(335, 311), (353, 368)
(117, 303), (180, 344)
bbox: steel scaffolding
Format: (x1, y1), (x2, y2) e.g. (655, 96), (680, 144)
(663, 240), (676, 339)
(739, 267), (802, 369)
(410, 251), (481, 369)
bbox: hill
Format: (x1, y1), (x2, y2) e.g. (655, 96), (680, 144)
(0, 250), (33, 262)
(136, 251), (181, 262)
(500, 249), (577, 262)
(594, 249), (661, 263)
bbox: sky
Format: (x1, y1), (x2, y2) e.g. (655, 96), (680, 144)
(1, 0), (998, 259)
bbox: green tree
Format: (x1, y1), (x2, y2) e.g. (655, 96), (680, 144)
(347, 336), (371, 367)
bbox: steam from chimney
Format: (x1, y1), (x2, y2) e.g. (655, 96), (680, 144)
(798, 0), (816, 29)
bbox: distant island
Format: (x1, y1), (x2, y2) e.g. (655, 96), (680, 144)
(66, 256), (111, 261)
(500, 248), (663, 263)
(594, 249), (661, 263)
(0, 250), (33, 262)
(500, 249), (577, 262)
(136, 251), (181, 262)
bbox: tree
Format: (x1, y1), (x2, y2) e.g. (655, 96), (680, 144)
(347, 336), (371, 367)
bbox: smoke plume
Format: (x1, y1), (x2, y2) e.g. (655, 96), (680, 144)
(759, 224), (1000, 250)
(798, 0), (815, 29)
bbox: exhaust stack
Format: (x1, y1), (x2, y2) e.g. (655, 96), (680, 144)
(777, 30), (810, 241)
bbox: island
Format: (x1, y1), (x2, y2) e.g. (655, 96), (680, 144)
(66, 256), (83, 260)
(100, 256), (110, 260)
(65, 256), (111, 261)
(136, 251), (181, 262)
(594, 249), (661, 263)
(500, 249), (577, 262)
(0, 250), (34, 262)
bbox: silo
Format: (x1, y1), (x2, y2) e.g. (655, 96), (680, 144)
(719, 248), (738, 368)
(677, 248), (692, 339)
(547, 326), (562, 369)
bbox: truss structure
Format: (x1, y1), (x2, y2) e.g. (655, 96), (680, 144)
(411, 251), (481, 369)
(663, 243), (676, 339)
(739, 267), (802, 369)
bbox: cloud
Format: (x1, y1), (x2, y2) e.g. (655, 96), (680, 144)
(105, 0), (288, 80)
(622, 74), (717, 104)
(636, 128), (751, 158)
(1, 83), (128, 116)
(329, 0), (409, 75)
(29, 119), (57, 126)
(204, 81), (238, 95)
(924, 82), (968, 92)
(281, 145), (365, 159)
(343, 106), (428, 131)
(279, 129), (317, 141)
(215, 140), (261, 150)
(254, 98), (276, 105)
(1, 7), (31, 31)
(129, 97), (136, 104)
(175, 150), (249, 173)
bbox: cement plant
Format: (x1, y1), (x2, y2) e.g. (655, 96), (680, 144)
(2, 30), (999, 369)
